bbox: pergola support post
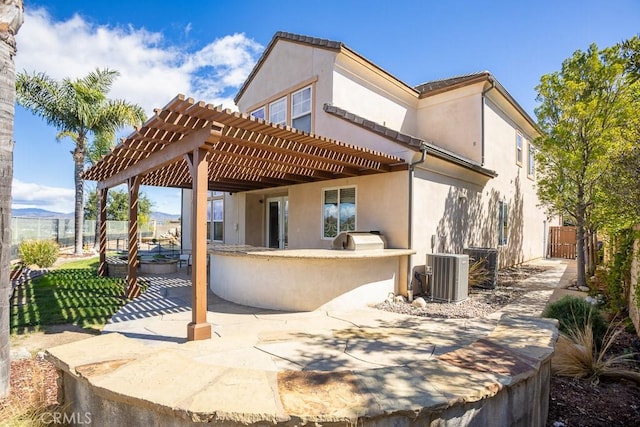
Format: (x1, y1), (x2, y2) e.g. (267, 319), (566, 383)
(126, 176), (141, 299)
(186, 148), (212, 341)
(97, 188), (108, 277)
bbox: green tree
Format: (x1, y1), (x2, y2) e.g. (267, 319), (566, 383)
(16, 68), (145, 255)
(84, 188), (153, 224)
(621, 35), (640, 81)
(84, 130), (118, 250)
(0, 0), (23, 400)
(535, 42), (639, 287)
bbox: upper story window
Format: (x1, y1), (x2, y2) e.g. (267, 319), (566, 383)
(291, 86), (312, 132)
(251, 107), (265, 120)
(245, 78), (317, 133)
(528, 142), (536, 178)
(516, 132), (523, 166)
(323, 186), (356, 239)
(269, 97), (286, 125)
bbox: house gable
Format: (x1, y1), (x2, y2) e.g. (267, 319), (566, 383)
(235, 33), (539, 177)
(235, 32), (414, 105)
(235, 32), (421, 161)
(416, 81), (485, 163)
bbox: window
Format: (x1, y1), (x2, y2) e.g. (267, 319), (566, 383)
(269, 97), (286, 125)
(323, 186), (356, 238)
(251, 107), (265, 120)
(516, 132), (523, 165)
(207, 191), (224, 242)
(291, 86), (312, 132)
(528, 142), (535, 178)
(246, 79), (316, 132)
(498, 200), (508, 246)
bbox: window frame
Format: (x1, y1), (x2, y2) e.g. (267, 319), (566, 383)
(269, 96), (287, 125)
(244, 77), (318, 133)
(291, 85), (312, 132)
(527, 142), (536, 179)
(498, 200), (508, 246)
(251, 106), (265, 120)
(515, 131), (523, 166)
(321, 185), (357, 240)
(208, 191), (224, 243)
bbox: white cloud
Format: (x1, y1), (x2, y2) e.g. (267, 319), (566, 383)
(15, 8), (263, 114)
(13, 8), (265, 215)
(12, 179), (75, 213)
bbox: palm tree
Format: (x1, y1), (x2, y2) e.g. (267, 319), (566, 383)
(60, 129), (117, 251)
(16, 68), (146, 255)
(0, 0), (23, 400)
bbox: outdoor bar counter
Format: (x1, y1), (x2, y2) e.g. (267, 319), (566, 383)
(208, 245), (414, 312)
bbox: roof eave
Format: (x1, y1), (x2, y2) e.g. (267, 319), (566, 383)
(417, 72), (540, 136)
(324, 103), (497, 179)
(234, 32), (344, 105)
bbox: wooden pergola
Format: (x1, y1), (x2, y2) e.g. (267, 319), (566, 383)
(83, 94), (408, 341)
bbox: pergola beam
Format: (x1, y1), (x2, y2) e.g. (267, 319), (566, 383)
(97, 126), (220, 190)
(221, 126), (389, 173)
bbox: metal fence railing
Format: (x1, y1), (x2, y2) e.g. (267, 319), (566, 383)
(11, 217), (180, 259)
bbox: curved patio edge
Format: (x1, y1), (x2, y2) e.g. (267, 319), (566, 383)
(46, 314), (558, 426)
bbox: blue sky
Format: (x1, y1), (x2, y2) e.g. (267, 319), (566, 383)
(13, 0), (640, 215)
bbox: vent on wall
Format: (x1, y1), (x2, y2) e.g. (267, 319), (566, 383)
(426, 253), (469, 303)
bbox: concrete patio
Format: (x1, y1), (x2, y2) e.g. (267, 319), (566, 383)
(45, 259), (574, 426)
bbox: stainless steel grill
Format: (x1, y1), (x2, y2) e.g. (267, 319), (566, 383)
(332, 231), (386, 250)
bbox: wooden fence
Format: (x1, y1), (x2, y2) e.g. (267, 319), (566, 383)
(547, 226), (577, 259)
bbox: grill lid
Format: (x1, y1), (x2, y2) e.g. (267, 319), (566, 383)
(332, 231), (386, 250)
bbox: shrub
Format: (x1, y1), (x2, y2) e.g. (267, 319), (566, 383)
(468, 257), (490, 288)
(543, 295), (607, 346)
(602, 229), (636, 314)
(18, 240), (59, 268)
(552, 320), (640, 385)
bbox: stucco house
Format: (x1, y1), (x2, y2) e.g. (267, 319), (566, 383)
(85, 31), (557, 339)
(180, 31), (554, 290)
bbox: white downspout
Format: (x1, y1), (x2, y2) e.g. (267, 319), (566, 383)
(407, 144), (428, 301)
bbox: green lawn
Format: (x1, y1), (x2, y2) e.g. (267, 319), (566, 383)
(10, 257), (130, 334)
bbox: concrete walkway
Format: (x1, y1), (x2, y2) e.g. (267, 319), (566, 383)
(46, 259), (577, 425)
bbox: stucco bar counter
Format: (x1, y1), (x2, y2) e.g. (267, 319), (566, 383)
(209, 245), (415, 312)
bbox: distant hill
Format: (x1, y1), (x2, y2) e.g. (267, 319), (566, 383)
(150, 211), (180, 222)
(12, 208), (73, 218)
(12, 208), (179, 222)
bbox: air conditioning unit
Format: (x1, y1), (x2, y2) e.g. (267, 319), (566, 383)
(426, 253), (469, 303)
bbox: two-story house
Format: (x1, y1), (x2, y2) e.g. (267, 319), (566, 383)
(180, 32), (552, 293)
(85, 31), (556, 326)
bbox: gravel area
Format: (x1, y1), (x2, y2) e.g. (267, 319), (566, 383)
(374, 264), (550, 319)
(0, 358), (61, 420)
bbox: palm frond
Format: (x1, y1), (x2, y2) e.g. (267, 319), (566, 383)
(56, 130), (78, 144)
(87, 131), (117, 166)
(94, 99), (146, 132)
(16, 71), (67, 129)
(80, 68), (120, 95)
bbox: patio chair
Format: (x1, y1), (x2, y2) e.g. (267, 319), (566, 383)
(179, 253), (191, 271)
